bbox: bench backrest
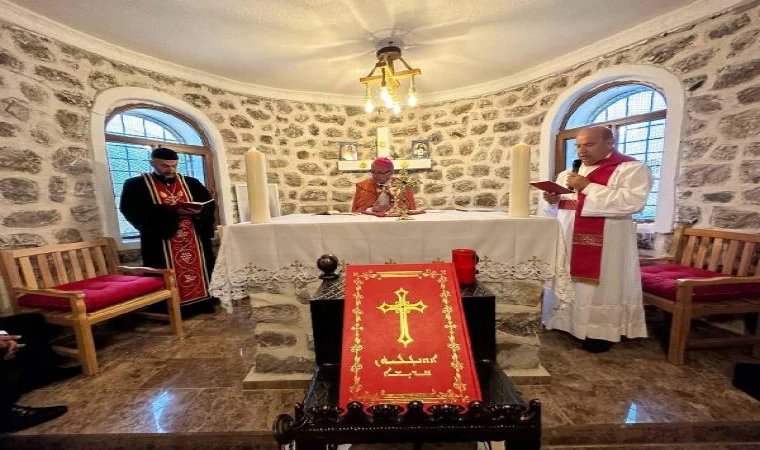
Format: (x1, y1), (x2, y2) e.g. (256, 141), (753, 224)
(0, 238), (120, 311)
(671, 227), (760, 277)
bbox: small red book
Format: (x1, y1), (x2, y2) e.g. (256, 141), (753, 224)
(339, 263), (482, 411)
(530, 181), (572, 194)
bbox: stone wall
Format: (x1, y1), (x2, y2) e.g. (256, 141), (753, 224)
(1, 3), (760, 291)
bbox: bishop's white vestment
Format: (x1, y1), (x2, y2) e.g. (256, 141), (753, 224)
(543, 158), (653, 342)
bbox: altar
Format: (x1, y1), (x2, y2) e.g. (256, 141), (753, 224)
(209, 211), (572, 381)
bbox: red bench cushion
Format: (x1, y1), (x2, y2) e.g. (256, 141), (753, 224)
(19, 275), (166, 312)
(641, 264), (760, 302)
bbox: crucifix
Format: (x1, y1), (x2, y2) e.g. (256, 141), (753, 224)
(389, 164), (419, 220)
(377, 287), (428, 347)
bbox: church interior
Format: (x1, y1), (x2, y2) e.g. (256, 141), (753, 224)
(1, 0), (760, 448)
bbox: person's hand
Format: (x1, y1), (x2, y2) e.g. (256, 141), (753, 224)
(0, 335), (23, 360)
(372, 200), (392, 213)
(543, 192), (561, 205)
(566, 173), (590, 192)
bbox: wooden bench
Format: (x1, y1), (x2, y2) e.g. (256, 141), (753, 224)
(640, 226), (760, 364)
(0, 238), (183, 375)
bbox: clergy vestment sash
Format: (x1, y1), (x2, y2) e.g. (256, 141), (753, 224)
(570, 152), (636, 283)
(142, 174), (210, 303)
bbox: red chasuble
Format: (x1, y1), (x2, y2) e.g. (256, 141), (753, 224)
(142, 174), (211, 303)
(570, 152), (636, 283)
(339, 263), (481, 410)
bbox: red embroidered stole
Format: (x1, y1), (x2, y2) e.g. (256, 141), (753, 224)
(142, 174), (210, 303)
(571, 152), (636, 283)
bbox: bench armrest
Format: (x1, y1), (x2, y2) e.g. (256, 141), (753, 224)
(676, 275), (760, 287)
(14, 287), (88, 314)
(117, 266), (177, 292)
(14, 287), (83, 299)
(117, 266), (172, 276)
(639, 256), (674, 263)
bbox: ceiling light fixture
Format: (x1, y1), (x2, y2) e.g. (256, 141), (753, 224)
(360, 41), (420, 114)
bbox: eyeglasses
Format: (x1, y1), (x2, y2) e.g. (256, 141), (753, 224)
(370, 170), (392, 175)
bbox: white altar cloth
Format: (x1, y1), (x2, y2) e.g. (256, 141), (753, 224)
(210, 211), (573, 312)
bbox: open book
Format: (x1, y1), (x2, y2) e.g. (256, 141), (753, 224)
(177, 198), (214, 209)
(529, 181), (573, 195)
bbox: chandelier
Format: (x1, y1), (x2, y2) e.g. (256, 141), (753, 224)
(360, 42), (420, 114)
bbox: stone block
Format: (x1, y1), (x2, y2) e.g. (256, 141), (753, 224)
(35, 66), (83, 89)
(251, 304), (301, 324)
(0, 233), (46, 249)
(54, 110), (88, 140)
(0, 50), (24, 71)
(0, 122), (18, 137)
(740, 161), (760, 183)
(87, 71), (118, 90)
(480, 280), (542, 307)
(53, 146), (92, 175)
(20, 82), (48, 104)
(708, 13), (750, 39)
(496, 332), (539, 370)
(738, 85), (760, 105)
(713, 59), (760, 90)
(255, 353), (314, 374)
(71, 204), (99, 222)
(0, 178), (38, 204)
(703, 191), (734, 203)
(679, 164), (731, 187)
(711, 207), (760, 229)
(682, 137), (715, 160)
(1, 98), (31, 122)
(3, 210), (61, 228)
(474, 193), (497, 208)
(639, 35), (695, 64)
(54, 228), (83, 244)
(230, 115), (253, 128)
(255, 331), (297, 348)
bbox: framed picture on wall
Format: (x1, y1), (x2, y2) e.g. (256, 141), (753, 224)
(411, 140), (429, 159)
(339, 142), (359, 161)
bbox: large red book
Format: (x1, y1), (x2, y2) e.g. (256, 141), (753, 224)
(339, 263), (482, 410)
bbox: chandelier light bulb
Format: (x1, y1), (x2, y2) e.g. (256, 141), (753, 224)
(380, 86), (391, 103)
(364, 100), (375, 113)
(407, 92), (418, 107)
(392, 103), (402, 115)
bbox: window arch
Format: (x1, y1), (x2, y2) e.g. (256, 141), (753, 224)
(556, 82), (667, 223)
(105, 105), (217, 241)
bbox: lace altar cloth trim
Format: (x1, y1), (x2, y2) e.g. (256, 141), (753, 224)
(210, 255), (573, 313)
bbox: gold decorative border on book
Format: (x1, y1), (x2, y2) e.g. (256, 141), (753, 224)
(572, 232), (603, 247)
(348, 267), (471, 405)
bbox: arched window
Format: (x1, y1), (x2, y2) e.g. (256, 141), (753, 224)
(556, 83), (667, 222)
(105, 106), (217, 240)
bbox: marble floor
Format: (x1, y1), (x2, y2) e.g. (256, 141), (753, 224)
(5, 303), (760, 448)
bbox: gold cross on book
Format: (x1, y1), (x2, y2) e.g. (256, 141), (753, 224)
(377, 288), (427, 347)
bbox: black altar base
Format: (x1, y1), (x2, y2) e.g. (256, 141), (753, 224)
(273, 278), (541, 450)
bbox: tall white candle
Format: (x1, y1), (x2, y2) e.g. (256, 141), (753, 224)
(508, 143), (531, 217)
(245, 148), (271, 224)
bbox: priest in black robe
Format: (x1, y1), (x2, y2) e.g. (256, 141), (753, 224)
(120, 147), (216, 305)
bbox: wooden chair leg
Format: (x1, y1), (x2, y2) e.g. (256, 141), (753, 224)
(667, 305), (691, 365)
(752, 312), (760, 359)
(73, 319), (98, 375)
(167, 291), (184, 338)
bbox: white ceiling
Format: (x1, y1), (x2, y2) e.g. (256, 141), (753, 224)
(8, 0), (715, 99)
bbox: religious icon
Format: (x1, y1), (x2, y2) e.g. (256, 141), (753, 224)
(411, 140), (429, 159)
(339, 142), (359, 161)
